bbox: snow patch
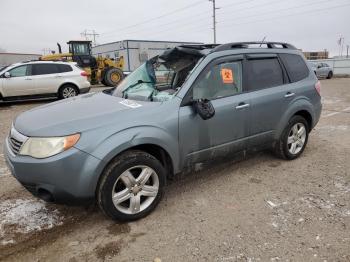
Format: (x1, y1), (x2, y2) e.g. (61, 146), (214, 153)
(0, 199), (63, 245)
(321, 97), (342, 105)
(318, 125), (349, 132)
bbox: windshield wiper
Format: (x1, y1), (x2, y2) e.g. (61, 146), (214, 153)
(122, 80), (153, 98)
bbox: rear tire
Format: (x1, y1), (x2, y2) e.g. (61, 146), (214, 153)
(327, 71), (333, 79)
(103, 67), (124, 87)
(97, 150), (166, 221)
(58, 84), (78, 99)
(274, 115), (309, 160)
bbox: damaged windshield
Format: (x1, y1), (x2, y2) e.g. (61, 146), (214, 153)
(112, 46), (206, 102)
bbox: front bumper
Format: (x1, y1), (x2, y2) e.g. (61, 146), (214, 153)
(4, 137), (103, 204)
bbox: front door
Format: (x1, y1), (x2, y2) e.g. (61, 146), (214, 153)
(2, 65), (35, 97)
(179, 56), (250, 167)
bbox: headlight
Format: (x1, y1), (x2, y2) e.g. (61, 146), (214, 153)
(19, 134), (80, 159)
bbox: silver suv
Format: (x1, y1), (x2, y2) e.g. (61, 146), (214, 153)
(4, 42), (322, 221)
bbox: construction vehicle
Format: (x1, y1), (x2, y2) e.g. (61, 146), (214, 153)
(40, 40), (124, 86)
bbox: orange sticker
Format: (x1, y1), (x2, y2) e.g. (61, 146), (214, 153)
(221, 68), (234, 84)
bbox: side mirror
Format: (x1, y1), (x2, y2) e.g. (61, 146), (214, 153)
(192, 99), (215, 120)
(4, 72), (11, 78)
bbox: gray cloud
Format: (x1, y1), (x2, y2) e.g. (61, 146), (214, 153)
(1, 0), (349, 56)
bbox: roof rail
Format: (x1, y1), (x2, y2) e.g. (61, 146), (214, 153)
(179, 44), (220, 50)
(212, 41), (297, 52)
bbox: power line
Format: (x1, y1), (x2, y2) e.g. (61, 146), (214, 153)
(81, 29), (99, 46)
(165, 2), (350, 40)
(100, 0), (349, 45)
(219, 0), (256, 10)
(100, 0), (276, 42)
(100, 10), (212, 41)
(217, 0), (282, 15)
(218, 0), (344, 25)
(100, 0), (206, 36)
(218, 2), (350, 28)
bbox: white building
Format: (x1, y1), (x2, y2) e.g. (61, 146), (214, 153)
(92, 39), (202, 72)
(0, 53), (41, 67)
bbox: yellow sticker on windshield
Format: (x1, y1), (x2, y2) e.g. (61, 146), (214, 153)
(221, 68), (234, 84)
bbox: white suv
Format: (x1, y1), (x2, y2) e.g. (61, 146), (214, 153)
(0, 61), (90, 101)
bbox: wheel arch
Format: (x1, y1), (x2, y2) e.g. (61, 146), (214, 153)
(293, 110), (312, 131)
(94, 143), (175, 198)
(275, 99), (315, 139)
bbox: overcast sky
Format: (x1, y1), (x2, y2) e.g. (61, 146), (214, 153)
(1, 0), (349, 57)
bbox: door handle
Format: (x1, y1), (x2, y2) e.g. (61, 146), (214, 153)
(55, 75), (62, 78)
(235, 103), (250, 109)
(284, 92), (295, 98)
(25, 78), (32, 80)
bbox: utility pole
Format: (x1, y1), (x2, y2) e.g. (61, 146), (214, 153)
(347, 45), (349, 59)
(81, 29), (99, 46)
(338, 35), (344, 58)
(209, 0), (219, 44)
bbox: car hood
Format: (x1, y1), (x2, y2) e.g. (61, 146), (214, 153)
(14, 92), (160, 137)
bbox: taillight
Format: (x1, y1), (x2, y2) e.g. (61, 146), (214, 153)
(315, 80), (321, 96)
(80, 71), (88, 77)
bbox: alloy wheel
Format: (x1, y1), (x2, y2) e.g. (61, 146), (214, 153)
(287, 123), (307, 155)
(62, 87), (77, 98)
(112, 165), (159, 215)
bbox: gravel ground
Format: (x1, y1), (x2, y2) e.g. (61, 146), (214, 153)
(0, 80), (349, 262)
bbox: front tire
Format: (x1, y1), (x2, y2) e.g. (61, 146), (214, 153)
(97, 150), (166, 221)
(274, 116), (309, 160)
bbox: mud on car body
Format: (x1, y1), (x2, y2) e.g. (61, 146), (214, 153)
(4, 42), (322, 221)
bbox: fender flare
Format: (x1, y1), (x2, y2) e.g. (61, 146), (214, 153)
(83, 126), (179, 192)
(274, 98), (315, 140)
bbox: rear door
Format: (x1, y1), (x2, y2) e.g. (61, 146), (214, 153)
(245, 54), (288, 146)
(1, 65), (35, 97)
(32, 63), (62, 95)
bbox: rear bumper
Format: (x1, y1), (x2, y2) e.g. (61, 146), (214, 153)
(80, 86), (91, 94)
(312, 99), (322, 129)
(4, 138), (103, 205)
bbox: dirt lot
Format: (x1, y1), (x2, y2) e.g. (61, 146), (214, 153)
(0, 80), (349, 262)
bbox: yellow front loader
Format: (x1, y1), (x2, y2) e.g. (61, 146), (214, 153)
(41, 40), (124, 86)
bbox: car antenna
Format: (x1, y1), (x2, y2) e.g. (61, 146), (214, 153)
(259, 36), (267, 47)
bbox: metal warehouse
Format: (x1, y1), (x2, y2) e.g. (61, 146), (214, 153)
(0, 53), (41, 67)
(92, 39), (201, 72)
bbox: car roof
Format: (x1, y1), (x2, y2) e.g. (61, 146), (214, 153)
(4, 60), (76, 69)
(22, 60), (76, 65)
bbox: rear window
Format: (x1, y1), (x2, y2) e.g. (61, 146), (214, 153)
(57, 64), (73, 73)
(279, 53), (309, 82)
(32, 64), (59, 75)
(246, 58), (284, 91)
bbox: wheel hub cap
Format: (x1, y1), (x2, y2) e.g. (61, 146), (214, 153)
(131, 185), (142, 195)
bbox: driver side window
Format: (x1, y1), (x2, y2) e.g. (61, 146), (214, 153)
(193, 61), (242, 100)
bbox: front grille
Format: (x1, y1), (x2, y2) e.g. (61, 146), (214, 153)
(8, 137), (23, 155)
(7, 126), (28, 156)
